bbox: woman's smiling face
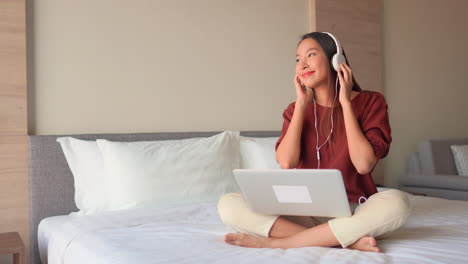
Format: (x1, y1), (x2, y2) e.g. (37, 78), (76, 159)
(295, 38), (331, 89)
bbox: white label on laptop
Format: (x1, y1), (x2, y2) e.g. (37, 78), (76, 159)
(272, 185), (312, 203)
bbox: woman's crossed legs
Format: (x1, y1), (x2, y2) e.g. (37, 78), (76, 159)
(218, 190), (411, 252)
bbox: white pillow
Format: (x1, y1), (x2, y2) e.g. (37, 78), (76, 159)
(97, 131), (241, 210)
(451, 144), (468, 176)
(240, 136), (280, 169)
(56, 137), (110, 215)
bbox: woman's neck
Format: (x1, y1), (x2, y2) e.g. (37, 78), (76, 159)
(312, 84), (336, 107)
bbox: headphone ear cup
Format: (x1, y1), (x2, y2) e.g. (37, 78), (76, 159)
(332, 53), (346, 71)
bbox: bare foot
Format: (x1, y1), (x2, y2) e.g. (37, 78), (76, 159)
(224, 233), (271, 248)
(348, 236), (381, 253)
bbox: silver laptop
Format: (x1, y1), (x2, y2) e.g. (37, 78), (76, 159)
(233, 169), (353, 217)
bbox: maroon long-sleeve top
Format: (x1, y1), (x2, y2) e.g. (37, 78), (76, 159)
(275, 91), (392, 203)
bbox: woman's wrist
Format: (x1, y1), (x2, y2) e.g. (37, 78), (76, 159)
(295, 99), (309, 111)
(341, 100), (352, 110)
(292, 101), (307, 123)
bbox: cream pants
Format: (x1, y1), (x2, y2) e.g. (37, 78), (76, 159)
(218, 189), (412, 248)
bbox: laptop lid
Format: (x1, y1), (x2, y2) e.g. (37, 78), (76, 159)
(233, 169), (351, 217)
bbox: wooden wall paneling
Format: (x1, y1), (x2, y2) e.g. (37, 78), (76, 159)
(314, 0), (382, 93)
(0, 135), (29, 244)
(309, 0), (317, 31)
(0, 0), (27, 135)
(0, 0), (29, 262)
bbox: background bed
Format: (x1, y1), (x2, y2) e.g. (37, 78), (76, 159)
(29, 131), (280, 264)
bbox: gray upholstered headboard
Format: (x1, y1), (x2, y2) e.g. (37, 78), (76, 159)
(28, 131), (280, 264)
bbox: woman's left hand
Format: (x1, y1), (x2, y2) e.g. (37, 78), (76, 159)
(337, 63), (353, 105)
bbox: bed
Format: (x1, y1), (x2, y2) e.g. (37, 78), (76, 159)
(29, 131), (468, 264)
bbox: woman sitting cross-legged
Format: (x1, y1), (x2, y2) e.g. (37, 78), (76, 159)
(218, 32), (411, 253)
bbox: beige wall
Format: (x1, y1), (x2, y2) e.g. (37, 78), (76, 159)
(29, 0), (309, 135)
(382, 0), (468, 187)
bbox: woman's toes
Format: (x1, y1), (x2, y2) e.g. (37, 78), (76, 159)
(224, 233), (235, 243)
(368, 237), (377, 246)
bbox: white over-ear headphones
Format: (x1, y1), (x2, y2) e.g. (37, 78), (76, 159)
(322, 32), (346, 72)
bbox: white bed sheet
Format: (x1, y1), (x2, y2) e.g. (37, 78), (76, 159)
(38, 215), (70, 264)
(41, 190), (468, 264)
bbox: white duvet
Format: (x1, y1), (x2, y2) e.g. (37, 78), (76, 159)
(43, 191), (468, 264)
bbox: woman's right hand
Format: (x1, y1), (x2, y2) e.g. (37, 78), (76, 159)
(294, 74), (313, 108)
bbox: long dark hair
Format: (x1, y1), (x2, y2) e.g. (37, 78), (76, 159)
(298, 32), (364, 153)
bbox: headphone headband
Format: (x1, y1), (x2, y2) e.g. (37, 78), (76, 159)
(321, 32), (345, 71)
(322, 32), (342, 54)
